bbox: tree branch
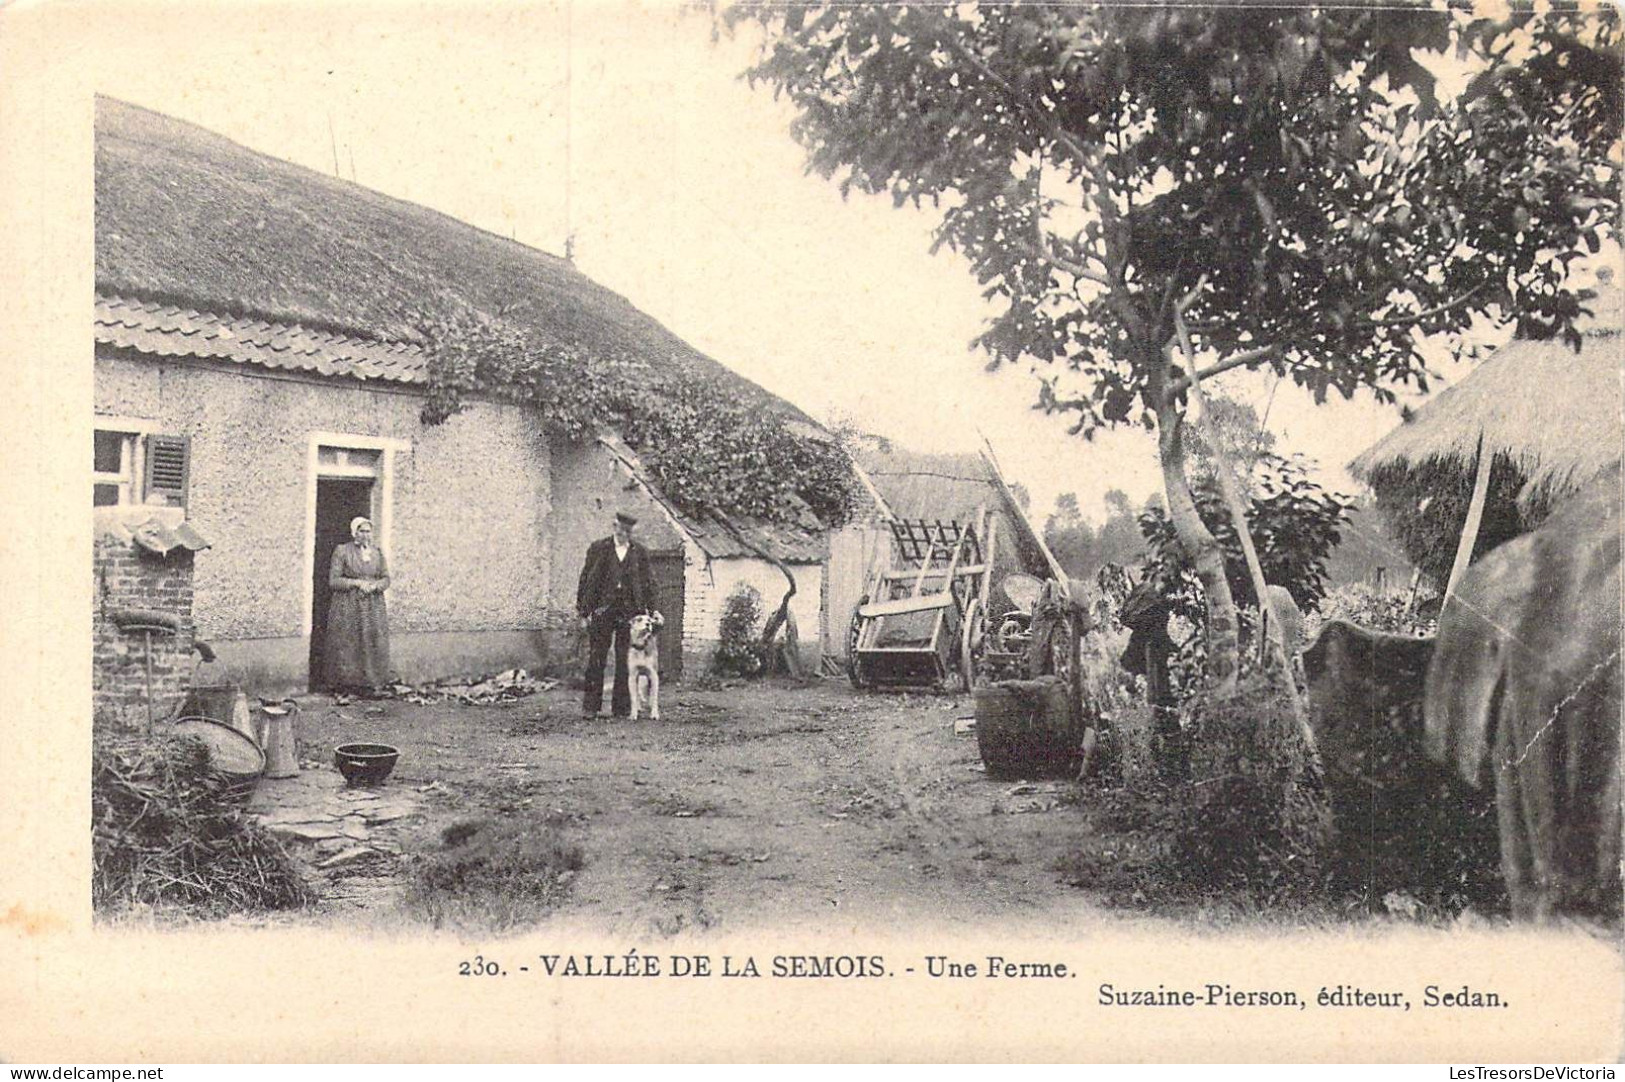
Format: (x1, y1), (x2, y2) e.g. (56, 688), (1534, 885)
(1160, 276), (1283, 397)
(1025, 233), (1113, 287)
(1164, 343), (1283, 398)
(1359, 280), (1489, 328)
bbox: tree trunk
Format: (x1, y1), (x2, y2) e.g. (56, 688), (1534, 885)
(1155, 392), (1240, 694)
(1172, 327), (1309, 735)
(717, 520), (803, 678)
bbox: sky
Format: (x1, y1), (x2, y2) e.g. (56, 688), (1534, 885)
(85, 0), (1558, 526)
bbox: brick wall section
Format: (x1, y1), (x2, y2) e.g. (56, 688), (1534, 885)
(93, 534), (196, 728)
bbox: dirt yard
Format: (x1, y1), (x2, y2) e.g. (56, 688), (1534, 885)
(264, 677), (1151, 936)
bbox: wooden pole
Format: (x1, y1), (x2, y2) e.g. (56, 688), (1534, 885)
(979, 446), (1070, 594)
(1402, 566), (1425, 619)
(1445, 435), (1493, 604)
(1173, 310), (1287, 669)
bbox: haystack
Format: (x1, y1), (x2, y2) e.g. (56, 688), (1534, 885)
(1351, 286), (1623, 587)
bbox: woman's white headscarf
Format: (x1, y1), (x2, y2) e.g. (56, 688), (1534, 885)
(350, 517), (373, 545)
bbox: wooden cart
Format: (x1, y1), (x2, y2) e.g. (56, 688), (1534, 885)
(846, 510), (997, 692)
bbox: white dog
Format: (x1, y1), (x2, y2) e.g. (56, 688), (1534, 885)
(627, 610), (665, 720)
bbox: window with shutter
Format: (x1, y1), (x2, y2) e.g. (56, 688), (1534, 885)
(144, 434), (191, 507)
(93, 430), (135, 506)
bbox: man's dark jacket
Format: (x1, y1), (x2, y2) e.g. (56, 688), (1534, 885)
(577, 537), (653, 620)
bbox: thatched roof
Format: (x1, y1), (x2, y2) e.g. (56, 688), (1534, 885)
(1350, 287), (1624, 510)
(854, 447), (999, 521)
(94, 96), (811, 423)
(852, 446), (1051, 581)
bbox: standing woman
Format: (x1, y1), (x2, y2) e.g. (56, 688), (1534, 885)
(325, 517), (393, 695)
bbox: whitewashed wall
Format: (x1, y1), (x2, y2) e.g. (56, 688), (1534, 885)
(683, 546), (824, 671)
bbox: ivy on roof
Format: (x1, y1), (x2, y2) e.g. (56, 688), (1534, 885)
(416, 307), (858, 529)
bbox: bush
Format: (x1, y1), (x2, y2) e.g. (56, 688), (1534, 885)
(1309, 583), (1437, 640)
(713, 583), (767, 676)
(1139, 453), (1352, 624)
(1164, 678), (1331, 904)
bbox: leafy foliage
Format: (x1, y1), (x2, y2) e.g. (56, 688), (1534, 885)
(1309, 583), (1438, 641)
(1167, 679), (1331, 904)
(1183, 395), (1278, 498)
(415, 307), (860, 528)
(732, 5), (1617, 428)
(731, 3), (1617, 683)
(1044, 488), (1148, 580)
(616, 377), (859, 526)
(1139, 454), (1353, 623)
(713, 582), (767, 676)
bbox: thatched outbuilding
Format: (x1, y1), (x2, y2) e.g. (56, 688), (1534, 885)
(1350, 285), (1623, 590)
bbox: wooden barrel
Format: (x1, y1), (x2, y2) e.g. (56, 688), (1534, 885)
(974, 676), (1081, 779)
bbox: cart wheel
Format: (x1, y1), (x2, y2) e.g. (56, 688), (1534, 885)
(958, 597), (981, 693)
(1049, 611), (1085, 725)
(846, 598), (870, 690)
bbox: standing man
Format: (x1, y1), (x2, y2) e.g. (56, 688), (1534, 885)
(577, 510), (653, 718)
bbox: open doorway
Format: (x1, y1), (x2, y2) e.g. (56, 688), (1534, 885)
(309, 477), (375, 690)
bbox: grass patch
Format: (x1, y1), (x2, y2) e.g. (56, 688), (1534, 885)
(1058, 676), (1507, 925)
(401, 816), (584, 930)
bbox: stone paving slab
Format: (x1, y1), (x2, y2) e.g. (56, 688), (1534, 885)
(246, 766), (420, 860)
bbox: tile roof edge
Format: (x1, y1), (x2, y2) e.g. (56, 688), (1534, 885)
(94, 289), (422, 351)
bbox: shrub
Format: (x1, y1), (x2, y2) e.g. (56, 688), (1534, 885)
(712, 582), (766, 676)
(1164, 678), (1331, 904)
(1308, 582), (1438, 640)
(1139, 453), (1352, 624)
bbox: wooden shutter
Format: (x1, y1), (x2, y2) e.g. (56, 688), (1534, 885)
(144, 434), (190, 508)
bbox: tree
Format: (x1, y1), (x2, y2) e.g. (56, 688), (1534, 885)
(1183, 394), (1278, 500)
(729, 3), (1619, 692)
(1095, 488), (1147, 570)
(1043, 487), (1146, 578)
(1044, 490), (1097, 576)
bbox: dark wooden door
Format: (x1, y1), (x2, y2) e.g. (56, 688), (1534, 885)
(309, 478), (375, 690)
(647, 550), (685, 683)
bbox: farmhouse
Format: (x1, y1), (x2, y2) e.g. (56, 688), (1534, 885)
(93, 97), (839, 713)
